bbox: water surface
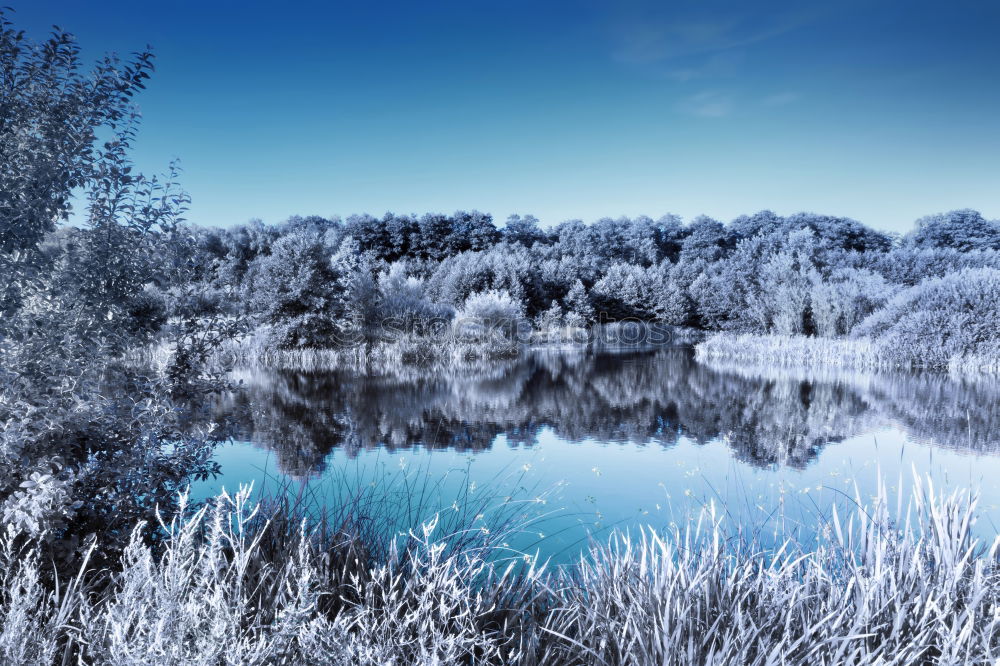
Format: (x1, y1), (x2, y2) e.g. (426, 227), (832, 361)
(196, 347), (1000, 558)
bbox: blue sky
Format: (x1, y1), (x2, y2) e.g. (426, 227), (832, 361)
(15, 1), (1000, 232)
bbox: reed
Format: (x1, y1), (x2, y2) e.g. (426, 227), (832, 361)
(2, 475), (998, 664)
(696, 332), (1000, 376)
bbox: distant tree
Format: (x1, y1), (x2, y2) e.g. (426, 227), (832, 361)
(536, 300), (564, 331)
(563, 279), (594, 327)
(456, 289), (524, 338)
(728, 210), (784, 241)
(857, 246), (1000, 286)
(215, 219), (281, 288)
(426, 251), (494, 307)
(416, 213), (455, 260)
(345, 213), (394, 261)
(904, 209), (1000, 252)
(654, 270), (694, 327)
(786, 212), (893, 253)
(246, 229), (346, 347)
(591, 264), (660, 320)
(729, 210), (893, 253)
(386, 214), (419, 259)
(753, 229), (822, 335)
(591, 217), (660, 265)
(680, 216), (733, 263)
(504, 214), (547, 247)
(811, 267), (897, 337)
(376, 262), (453, 336)
(655, 214), (687, 262)
(452, 210), (501, 252)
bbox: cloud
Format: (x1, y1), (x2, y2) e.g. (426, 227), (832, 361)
(677, 91), (733, 118)
(611, 7), (820, 65)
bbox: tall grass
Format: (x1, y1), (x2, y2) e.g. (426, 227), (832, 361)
(696, 333), (889, 369)
(2, 475), (999, 664)
(696, 330), (1000, 375)
(221, 329), (521, 371)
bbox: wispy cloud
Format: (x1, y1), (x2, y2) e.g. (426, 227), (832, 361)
(612, 7), (821, 65)
(677, 91), (733, 118)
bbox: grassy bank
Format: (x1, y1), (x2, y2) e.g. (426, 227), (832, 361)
(695, 333), (889, 369)
(133, 323), (704, 373)
(222, 333), (521, 371)
(3, 477), (998, 664)
(696, 332), (1000, 374)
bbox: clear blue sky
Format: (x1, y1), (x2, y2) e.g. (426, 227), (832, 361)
(15, 1), (1000, 232)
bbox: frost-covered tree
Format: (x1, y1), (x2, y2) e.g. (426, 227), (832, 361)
(563, 279), (594, 327)
(591, 264), (660, 320)
(904, 209), (1000, 252)
(811, 268), (897, 337)
(854, 268), (1000, 368)
(246, 229), (346, 347)
(680, 215), (733, 263)
(536, 300), (564, 331)
(752, 229), (822, 335)
(376, 262), (453, 336)
(503, 214), (547, 247)
(456, 289), (524, 338)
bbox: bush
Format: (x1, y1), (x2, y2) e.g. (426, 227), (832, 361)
(810, 267), (897, 337)
(455, 289), (524, 339)
(376, 262), (453, 337)
(853, 267), (1000, 369)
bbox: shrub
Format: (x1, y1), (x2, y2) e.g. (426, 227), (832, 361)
(376, 262), (453, 337)
(853, 267), (1000, 369)
(455, 289), (525, 339)
(810, 267), (897, 337)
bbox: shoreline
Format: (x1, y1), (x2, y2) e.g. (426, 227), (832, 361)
(695, 332), (1000, 376)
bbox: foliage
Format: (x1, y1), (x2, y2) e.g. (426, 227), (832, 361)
(0, 9), (226, 567)
(456, 289), (525, 339)
(1, 478), (998, 664)
(562, 278), (594, 327)
(245, 228), (347, 348)
(151, 202), (1000, 366)
(810, 267), (897, 337)
(375, 262), (453, 337)
(905, 209), (1000, 252)
(853, 267), (1000, 369)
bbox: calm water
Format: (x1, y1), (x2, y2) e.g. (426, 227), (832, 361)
(194, 347), (1000, 559)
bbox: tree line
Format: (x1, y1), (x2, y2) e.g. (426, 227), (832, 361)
(98, 206), (1000, 354)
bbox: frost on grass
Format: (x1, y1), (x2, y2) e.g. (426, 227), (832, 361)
(2, 477), (1000, 665)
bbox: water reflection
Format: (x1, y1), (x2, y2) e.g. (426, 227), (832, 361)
(213, 348), (1000, 478)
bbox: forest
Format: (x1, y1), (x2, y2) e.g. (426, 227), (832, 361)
(94, 202), (1000, 370)
(5, 7), (1000, 664)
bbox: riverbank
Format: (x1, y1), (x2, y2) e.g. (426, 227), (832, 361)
(2, 477), (995, 664)
(696, 332), (1000, 375)
(132, 322), (704, 372)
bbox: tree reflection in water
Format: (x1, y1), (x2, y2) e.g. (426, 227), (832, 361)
(212, 348), (1000, 478)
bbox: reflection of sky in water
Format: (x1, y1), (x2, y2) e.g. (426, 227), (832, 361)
(193, 422), (1000, 562)
(191, 348), (1000, 560)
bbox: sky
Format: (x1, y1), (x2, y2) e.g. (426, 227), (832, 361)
(13, 1), (1000, 233)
